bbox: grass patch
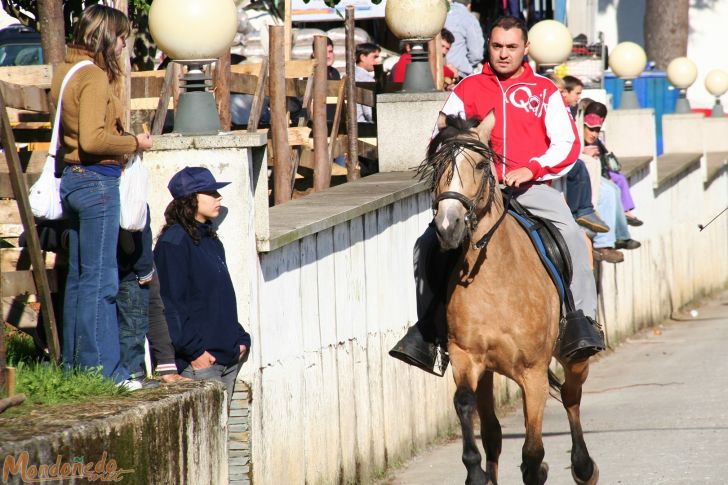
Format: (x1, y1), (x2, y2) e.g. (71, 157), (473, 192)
(2, 329), (129, 406)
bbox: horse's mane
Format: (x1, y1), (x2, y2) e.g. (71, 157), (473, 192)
(417, 114), (498, 193)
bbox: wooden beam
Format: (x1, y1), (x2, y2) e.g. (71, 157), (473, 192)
(0, 89), (60, 362)
(270, 25), (292, 205)
(1, 269), (58, 297)
(0, 66), (52, 88)
(1, 248), (56, 273)
(328, 75), (346, 164)
(231, 60), (315, 79)
(344, 6), (360, 181)
(214, 53), (232, 131)
(247, 57), (268, 132)
(313, 36), (331, 192)
(0, 81), (50, 113)
(150, 65), (176, 136)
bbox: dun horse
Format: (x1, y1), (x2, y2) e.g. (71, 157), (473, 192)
(421, 113), (599, 485)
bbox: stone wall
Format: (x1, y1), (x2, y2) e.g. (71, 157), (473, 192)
(0, 382), (227, 485)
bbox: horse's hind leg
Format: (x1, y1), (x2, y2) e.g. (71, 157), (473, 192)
(561, 359), (599, 485)
(519, 370), (549, 485)
(476, 371), (501, 484)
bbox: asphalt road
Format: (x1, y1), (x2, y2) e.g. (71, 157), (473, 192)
(383, 292), (728, 485)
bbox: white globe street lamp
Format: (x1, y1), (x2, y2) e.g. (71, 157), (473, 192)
(149, 0), (238, 135)
(385, 0), (448, 92)
(705, 69), (728, 118)
(527, 20), (573, 73)
(666, 57), (697, 114)
(608, 41), (647, 109)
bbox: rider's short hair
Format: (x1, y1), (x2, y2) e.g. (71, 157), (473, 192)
(488, 16), (529, 44)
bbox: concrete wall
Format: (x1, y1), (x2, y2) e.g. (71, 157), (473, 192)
(0, 382), (228, 485)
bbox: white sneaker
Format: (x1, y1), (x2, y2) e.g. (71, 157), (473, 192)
(118, 379), (143, 391)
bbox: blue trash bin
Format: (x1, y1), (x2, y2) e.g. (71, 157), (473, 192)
(604, 71), (680, 155)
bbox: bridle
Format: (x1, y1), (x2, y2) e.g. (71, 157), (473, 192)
(428, 137), (510, 251)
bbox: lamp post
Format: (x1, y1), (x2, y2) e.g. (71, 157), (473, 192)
(148, 0), (238, 135)
(666, 57), (697, 113)
(527, 20), (573, 74)
(608, 41), (647, 109)
(385, 0), (448, 92)
(705, 69), (728, 118)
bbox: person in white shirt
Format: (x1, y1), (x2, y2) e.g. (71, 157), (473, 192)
(354, 42), (380, 123)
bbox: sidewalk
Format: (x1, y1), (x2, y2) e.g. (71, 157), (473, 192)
(382, 292), (728, 485)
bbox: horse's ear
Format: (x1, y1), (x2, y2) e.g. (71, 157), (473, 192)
(475, 110), (495, 143)
(437, 112), (448, 130)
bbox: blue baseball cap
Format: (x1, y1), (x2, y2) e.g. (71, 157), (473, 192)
(167, 166), (231, 199)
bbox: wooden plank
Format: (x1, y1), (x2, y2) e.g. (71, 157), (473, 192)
(1, 248), (56, 272)
(344, 6), (359, 181)
(1, 269), (58, 297)
(0, 65), (52, 89)
(0, 87), (60, 361)
(150, 64), (176, 136)
(247, 57), (268, 132)
(130, 97), (175, 111)
(0, 223), (23, 238)
(0, 199), (21, 223)
(231, 59), (315, 79)
(230, 72), (308, 97)
(0, 81), (50, 113)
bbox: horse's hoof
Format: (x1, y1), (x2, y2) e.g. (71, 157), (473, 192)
(539, 462), (549, 485)
(571, 459), (599, 485)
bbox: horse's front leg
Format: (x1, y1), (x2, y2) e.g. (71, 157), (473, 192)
(518, 369), (549, 485)
(451, 347), (488, 485)
(476, 371), (501, 484)
(560, 358), (599, 485)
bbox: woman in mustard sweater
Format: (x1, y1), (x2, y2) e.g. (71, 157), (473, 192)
(50, 4), (152, 384)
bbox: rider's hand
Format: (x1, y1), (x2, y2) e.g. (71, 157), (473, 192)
(503, 167), (534, 188)
(582, 145), (599, 158)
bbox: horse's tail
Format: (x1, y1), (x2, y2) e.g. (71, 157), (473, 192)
(548, 369), (563, 395)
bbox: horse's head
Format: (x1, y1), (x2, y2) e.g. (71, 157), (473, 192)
(420, 111), (497, 250)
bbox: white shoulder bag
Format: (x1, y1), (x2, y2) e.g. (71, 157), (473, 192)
(28, 60), (93, 220)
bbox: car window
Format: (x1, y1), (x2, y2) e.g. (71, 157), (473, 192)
(0, 44), (43, 66)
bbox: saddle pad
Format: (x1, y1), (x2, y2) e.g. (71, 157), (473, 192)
(509, 211), (567, 305)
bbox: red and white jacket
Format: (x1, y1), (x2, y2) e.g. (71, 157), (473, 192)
(438, 62), (580, 182)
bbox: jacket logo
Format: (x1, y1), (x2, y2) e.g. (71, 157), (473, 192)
(508, 86), (546, 118)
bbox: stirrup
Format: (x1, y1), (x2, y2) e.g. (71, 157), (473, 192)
(389, 325), (449, 377)
(557, 310), (605, 364)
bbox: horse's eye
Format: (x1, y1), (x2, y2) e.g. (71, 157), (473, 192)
(475, 161), (487, 170)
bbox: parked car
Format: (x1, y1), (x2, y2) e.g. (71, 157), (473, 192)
(0, 23), (43, 66)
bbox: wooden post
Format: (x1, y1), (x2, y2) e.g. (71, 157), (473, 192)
(214, 53), (232, 131)
(270, 25), (292, 205)
(37, 0), (66, 65)
(428, 33), (444, 91)
(115, 0), (132, 130)
(0, 93), (61, 363)
(328, 76), (346, 163)
(312, 36), (331, 191)
(150, 64), (176, 136)
(284, 0), (292, 61)
(247, 58), (269, 132)
(5, 367), (15, 397)
(0, 263), (4, 392)
(344, 6), (360, 181)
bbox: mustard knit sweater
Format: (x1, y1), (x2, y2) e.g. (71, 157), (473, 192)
(50, 47), (138, 167)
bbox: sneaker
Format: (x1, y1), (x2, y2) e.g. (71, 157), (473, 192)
(615, 239), (641, 250)
(576, 212), (609, 233)
(626, 215), (643, 227)
(594, 247), (624, 263)
(118, 378), (161, 391)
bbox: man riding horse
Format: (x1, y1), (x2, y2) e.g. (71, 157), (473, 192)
(391, 15), (605, 375)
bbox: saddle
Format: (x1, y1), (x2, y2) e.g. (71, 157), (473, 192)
(508, 199), (574, 311)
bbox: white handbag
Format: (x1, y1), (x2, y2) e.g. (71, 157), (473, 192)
(28, 60), (93, 220)
(119, 153), (149, 231)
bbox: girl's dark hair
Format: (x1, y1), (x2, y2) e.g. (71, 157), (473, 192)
(584, 100), (608, 118)
(159, 194), (217, 245)
(71, 4), (131, 83)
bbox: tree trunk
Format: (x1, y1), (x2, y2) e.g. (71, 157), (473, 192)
(37, 0), (66, 65)
(644, 0), (689, 71)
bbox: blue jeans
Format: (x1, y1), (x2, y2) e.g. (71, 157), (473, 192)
(60, 165), (128, 382)
(565, 159), (595, 218)
(594, 178), (631, 249)
(117, 279), (150, 379)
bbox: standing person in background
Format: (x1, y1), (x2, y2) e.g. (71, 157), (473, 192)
(155, 167), (251, 406)
(444, 0), (484, 78)
(354, 42), (381, 123)
(51, 4), (152, 385)
(562, 75), (584, 118)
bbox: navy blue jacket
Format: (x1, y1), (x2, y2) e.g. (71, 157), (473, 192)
(154, 222), (251, 371)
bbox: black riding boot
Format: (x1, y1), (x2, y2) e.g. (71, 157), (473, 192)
(557, 310), (606, 363)
(389, 236), (457, 377)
